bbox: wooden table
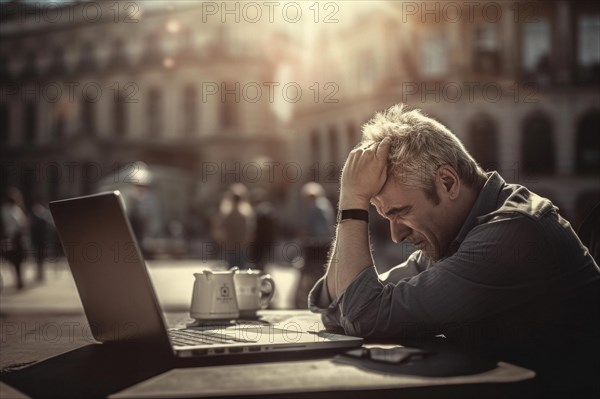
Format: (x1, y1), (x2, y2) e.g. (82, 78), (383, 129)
(0, 311), (536, 399)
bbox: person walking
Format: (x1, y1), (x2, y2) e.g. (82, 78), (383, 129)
(1, 188), (28, 290)
(214, 184), (256, 269)
(295, 182), (335, 308)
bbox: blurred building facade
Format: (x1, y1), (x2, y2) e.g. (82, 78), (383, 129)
(1, 0), (599, 233)
(289, 0), (600, 227)
(1, 0), (289, 227)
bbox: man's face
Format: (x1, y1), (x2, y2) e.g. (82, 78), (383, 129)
(371, 177), (460, 261)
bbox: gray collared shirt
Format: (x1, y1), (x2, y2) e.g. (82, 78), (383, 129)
(308, 172), (600, 360)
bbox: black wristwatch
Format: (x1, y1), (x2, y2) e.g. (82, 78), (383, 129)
(337, 209), (369, 223)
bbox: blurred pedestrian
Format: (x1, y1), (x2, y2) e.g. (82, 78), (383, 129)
(127, 183), (161, 258)
(250, 188), (278, 270)
(295, 182), (335, 308)
(30, 197), (53, 282)
(1, 188), (28, 290)
(214, 184), (256, 269)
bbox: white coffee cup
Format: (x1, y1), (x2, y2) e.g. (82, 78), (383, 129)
(232, 268), (276, 318)
(190, 270), (239, 320)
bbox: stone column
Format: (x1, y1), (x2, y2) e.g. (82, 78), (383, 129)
(497, 103), (521, 183)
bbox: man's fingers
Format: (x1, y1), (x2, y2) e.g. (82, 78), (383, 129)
(375, 138), (391, 160)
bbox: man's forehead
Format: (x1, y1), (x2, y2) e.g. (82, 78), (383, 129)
(371, 179), (397, 209)
(372, 179), (421, 208)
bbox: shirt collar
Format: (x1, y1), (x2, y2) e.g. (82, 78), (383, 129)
(447, 172), (505, 254)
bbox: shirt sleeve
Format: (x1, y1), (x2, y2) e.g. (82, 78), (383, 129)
(379, 250), (432, 283)
(311, 215), (555, 338)
(307, 250), (430, 331)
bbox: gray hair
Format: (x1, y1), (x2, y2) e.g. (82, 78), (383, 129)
(361, 104), (485, 202)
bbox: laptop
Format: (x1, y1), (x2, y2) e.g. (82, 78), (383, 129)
(49, 191), (362, 358)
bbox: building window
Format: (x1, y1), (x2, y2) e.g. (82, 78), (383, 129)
(79, 42), (96, 72)
(147, 88), (162, 137)
(114, 91), (127, 137)
(521, 112), (556, 175)
(49, 47), (66, 75)
(183, 85), (197, 135)
(109, 38), (128, 69)
(177, 28), (196, 63)
(575, 110), (600, 174)
(422, 31), (448, 77)
(24, 102), (37, 144)
(81, 98), (95, 135)
(522, 20), (552, 83)
(473, 24), (500, 74)
(21, 52), (37, 81)
(577, 14), (600, 84)
(144, 34), (161, 65)
(468, 114), (499, 171)
(0, 104), (9, 145)
(53, 110), (65, 140)
(220, 82), (238, 129)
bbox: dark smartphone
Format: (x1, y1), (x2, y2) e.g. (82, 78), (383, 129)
(344, 346), (436, 364)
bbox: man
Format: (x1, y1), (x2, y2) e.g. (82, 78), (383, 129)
(296, 182), (335, 308)
(309, 104), (599, 393)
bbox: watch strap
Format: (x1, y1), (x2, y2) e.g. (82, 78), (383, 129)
(338, 209), (369, 223)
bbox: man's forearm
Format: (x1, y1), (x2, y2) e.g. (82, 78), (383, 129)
(325, 218), (374, 300)
(325, 138), (389, 300)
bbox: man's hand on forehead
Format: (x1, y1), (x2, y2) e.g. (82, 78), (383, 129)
(339, 138), (391, 210)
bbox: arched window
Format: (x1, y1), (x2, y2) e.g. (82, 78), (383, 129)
(0, 103), (9, 145)
(114, 91), (127, 137)
(147, 88), (162, 137)
(24, 102), (36, 144)
(468, 114), (499, 171)
(521, 112), (556, 175)
(183, 85), (197, 135)
(575, 110), (600, 174)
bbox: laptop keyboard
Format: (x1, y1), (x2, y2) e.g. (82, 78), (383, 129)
(168, 328), (258, 346)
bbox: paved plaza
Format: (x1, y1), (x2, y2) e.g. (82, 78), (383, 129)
(0, 259), (300, 315)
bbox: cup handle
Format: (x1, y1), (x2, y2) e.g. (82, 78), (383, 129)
(259, 274), (275, 309)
